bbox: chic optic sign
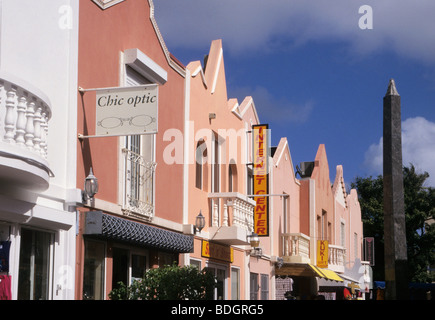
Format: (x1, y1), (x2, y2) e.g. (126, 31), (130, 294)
(95, 84), (158, 136)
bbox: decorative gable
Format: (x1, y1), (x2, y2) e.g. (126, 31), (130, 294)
(92, 0), (125, 10)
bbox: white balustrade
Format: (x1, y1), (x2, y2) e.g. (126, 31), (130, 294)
(281, 233), (311, 260)
(0, 77), (51, 159)
(328, 244), (346, 269)
(208, 192), (256, 232)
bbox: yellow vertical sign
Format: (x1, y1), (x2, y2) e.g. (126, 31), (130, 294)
(317, 240), (329, 268)
(252, 124), (269, 236)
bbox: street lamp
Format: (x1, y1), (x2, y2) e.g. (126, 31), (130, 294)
(247, 232), (260, 248)
(247, 232), (262, 257)
(195, 210), (205, 234)
(84, 167), (98, 201)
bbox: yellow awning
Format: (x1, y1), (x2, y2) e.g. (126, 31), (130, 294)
(319, 269), (344, 282)
(308, 264), (344, 282)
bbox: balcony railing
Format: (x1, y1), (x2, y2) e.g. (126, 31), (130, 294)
(280, 233), (311, 264)
(121, 148), (156, 221)
(209, 192), (255, 231)
(0, 76), (51, 158)
(207, 192), (256, 245)
(0, 74), (52, 191)
(328, 244), (346, 272)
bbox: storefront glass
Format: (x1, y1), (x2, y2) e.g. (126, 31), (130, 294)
(83, 240), (105, 300)
(18, 228), (52, 300)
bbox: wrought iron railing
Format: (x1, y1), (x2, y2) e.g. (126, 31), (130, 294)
(121, 148), (156, 220)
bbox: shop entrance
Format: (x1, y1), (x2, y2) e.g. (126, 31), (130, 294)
(205, 265), (226, 300)
(112, 247), (129, 290)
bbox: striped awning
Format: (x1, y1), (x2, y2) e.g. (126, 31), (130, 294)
(84, 211), (193, 253)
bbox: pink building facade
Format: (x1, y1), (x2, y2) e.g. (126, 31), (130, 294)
(0, 0), (369, 301)
(75, 0), (191, 300)
(72, 0), (369, 300)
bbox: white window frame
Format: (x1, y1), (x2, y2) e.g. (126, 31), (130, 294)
(118, 49), (164, 220)
(205, 262), (228, 300)
(231, 267), (240, 300)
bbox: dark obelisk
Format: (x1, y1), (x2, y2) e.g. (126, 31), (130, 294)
(383, 79), (408, 300)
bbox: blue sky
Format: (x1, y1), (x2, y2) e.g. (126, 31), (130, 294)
(153, 0), (435, 187)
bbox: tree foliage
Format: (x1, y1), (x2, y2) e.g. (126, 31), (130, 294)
(352, 164), (435, 283)
(109, 263), (216, 300)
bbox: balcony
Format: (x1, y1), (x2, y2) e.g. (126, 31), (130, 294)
(208, 192), (256, 245)
(121, 148), (156, 221)
(328, 244), (346, 273)
(0, 74), (52, 192)
(280, 233), (311, 264)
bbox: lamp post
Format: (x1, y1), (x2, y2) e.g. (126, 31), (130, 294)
(247, 232), (262, 256)
(195, 210), (205, 234)
(83, 167), (98, 205)
(247, 232), (259, 248)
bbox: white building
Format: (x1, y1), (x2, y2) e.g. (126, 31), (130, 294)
(0, 0), (80, 299)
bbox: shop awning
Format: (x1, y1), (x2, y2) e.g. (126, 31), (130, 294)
(84, 211), (194, 253)
(309, 264), (344, 282)
(275, 262), (343, 282)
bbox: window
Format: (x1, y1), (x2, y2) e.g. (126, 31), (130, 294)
(318, 210), (327, 240)
(112, 247), (149, 291)
(231, 268), (240, 300)
(354, 232), (358, 261)
(18, 229), (52, 300)
(212, 132), (220, 193)
(250, 273), (258, 300)
(83, 240), (105, 300)
(131, 254), (147, 283)
(247, 167), (253, 195)
(206, 265), (226, 300)
(190, 259), (201, 270)
(228, 163), (237, 192)
(112, 247), (129, 291)
(122, 66), (156, 219)
(260, 274), (269, 300)
(341, 222), (345, 248)
(195, 140), (207, 189)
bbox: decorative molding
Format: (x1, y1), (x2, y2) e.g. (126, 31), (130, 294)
(124, 48), (167, 85)
(92, 0), (125, 10)
(148, 0), (186, 77)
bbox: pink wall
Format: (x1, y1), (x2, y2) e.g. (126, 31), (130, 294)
(186, 39), (253, 229)
(77, 0), (185, 223)
(270, 138), (301, 256)
(310, 145), (335, 242)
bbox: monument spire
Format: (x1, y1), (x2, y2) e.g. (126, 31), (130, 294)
(385, 78), (399, 96)
(383, 78), (409, 300)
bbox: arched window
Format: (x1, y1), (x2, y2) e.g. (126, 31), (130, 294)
(196, 140), (207, 189)
(228, 162), (238, 192)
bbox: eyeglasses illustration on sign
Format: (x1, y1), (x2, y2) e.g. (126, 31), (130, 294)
(97, 115), (156, 129)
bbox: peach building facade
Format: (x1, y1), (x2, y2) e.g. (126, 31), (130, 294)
(183, 39), (261, 300)
(72, 0), (369, 301)
(0, 0), (369, 301)
(75, 0), (191, 300)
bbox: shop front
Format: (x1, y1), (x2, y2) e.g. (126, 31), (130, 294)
(76, 211), (193, 300)
(275, 262), (344, 300)
(188, 238), (246, 300)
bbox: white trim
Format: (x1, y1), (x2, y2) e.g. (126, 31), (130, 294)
(274, 140), (288, 167)
(92, 0), (125, 10)
(211, 47), (223, 94)
(191, 64), (208, 88)
(124, 48), (167, 85)
(148, 0), (185, 77)
(183, 69), (191, 225)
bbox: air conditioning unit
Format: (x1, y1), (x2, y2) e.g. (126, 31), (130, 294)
(296, 161), (315, 178)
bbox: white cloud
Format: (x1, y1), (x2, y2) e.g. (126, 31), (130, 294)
(364, 117), (435, 186)
(153, 0), (435, 64)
